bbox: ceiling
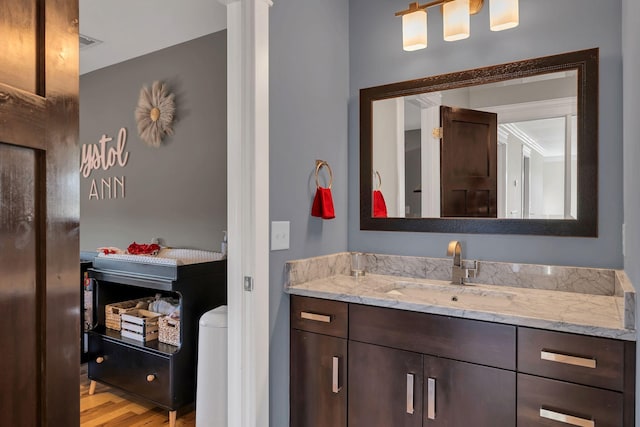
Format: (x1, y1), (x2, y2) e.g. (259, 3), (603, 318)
(79, 0), (227, 75)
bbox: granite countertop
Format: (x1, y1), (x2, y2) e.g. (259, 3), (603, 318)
(284, 252), (637, 341)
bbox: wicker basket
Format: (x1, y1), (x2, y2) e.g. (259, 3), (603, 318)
(158, 316), (181, 346)
(105, 297), (153, 330)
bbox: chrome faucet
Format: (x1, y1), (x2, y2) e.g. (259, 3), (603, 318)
(447, 240), (477, 285)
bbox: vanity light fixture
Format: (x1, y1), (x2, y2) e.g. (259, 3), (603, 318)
(443, 0), (471, 41)
(395, 0), (519, 51)
(398, 2), (428, 51)
(489, 0), (519, 31)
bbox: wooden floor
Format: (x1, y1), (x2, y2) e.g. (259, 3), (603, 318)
(80, 365), (195, 426)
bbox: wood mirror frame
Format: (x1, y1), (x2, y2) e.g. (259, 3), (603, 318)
(360, 48), (598, 236)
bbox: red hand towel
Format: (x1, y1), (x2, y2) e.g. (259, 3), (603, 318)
(373, 190), (388, 218)
(311, 187), (335, 219)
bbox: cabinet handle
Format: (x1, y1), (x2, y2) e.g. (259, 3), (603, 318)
(96, 356), (104, 364)
(406, 373), (415, 415)
(146, 374), (156, 382)
(301, 311), (331, 323)
(541, 350), (597, 369)
(427, 377), (436, 420)
(540, 408), (595, 427)
(332, 356), (341, 393)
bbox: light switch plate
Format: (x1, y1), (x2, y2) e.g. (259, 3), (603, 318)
(271, 221), (290, 251)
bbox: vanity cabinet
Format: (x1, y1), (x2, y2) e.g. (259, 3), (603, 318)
(87, 258), (226, 422)
(290, 296), (348, 427)
(289, 295), (635, 427)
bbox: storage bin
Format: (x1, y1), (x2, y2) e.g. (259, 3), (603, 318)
(120, 309), (161, 342)
(158, 316), (181, 346)
(105, 297), (153, 330)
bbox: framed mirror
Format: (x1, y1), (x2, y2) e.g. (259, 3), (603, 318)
(360, 48), (598, 236)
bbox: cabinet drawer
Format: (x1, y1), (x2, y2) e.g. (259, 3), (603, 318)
(88, 335), (173, 408)
(291, 296), (348, 338)
(518, 373), (623, 427)
(518, 328), (624, 391)
(350, 303), (516, 370)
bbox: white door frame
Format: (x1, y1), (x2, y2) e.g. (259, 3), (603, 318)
(219, 0), (272, 425)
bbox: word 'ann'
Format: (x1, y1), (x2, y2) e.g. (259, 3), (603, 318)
(89, 176), (125, 200)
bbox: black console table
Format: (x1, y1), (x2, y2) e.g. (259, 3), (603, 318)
(86, 256), (226, 426)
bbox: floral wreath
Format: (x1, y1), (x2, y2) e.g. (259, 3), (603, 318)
(134, 81), (176, 147)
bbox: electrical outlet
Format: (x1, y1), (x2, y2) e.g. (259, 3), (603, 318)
(271, 221), (290, 251)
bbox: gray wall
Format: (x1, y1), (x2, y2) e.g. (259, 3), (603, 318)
(80, 31), (227, 252)
(348, 0), (623, 268)
(270, 0), (350, 424)
(622, 0), (640, 423)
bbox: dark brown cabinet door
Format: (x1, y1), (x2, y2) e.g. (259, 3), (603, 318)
(423, 355), (516, 426)
(440, 106), (498, 217)
(0, 0), (79, 425)
(348, 341), (423, 427)
(290, 329), (347, 427)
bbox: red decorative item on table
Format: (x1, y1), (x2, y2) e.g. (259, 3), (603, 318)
(127, 242), (161, 255)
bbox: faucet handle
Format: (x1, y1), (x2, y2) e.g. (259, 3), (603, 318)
(447, 240), (461, 257)
(465, 260), (478, 279)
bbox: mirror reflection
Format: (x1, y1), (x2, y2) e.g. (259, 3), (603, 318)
(372, 70), (578, 219)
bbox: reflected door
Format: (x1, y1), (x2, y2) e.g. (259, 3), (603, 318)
(440, 106), (497, 217)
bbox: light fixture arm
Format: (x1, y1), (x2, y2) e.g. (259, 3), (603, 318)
(395, 0), (484, 17)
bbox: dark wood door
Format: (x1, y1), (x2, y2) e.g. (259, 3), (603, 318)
(0, 145), (39, 426)
(290, 329), (347, 427)
(0, 0), (79, 425)
(423, 355), (516, 426)
(440, 106), (497, 217)
(349, 341), (423, 427)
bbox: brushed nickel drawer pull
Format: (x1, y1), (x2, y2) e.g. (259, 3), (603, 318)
(427, 377), (436, 420)
(332, 356), (341, 393)
(301, 311), (332, 323)
(540, 408), (595, 427)
(406, 373), (415, 415)
(541, 350), (597, 369)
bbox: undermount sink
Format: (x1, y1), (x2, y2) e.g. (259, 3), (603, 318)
(377, 280), (517, 304)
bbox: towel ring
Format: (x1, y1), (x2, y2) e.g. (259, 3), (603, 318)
(373, 171), (382, 190)
(315, 160), (333, 189)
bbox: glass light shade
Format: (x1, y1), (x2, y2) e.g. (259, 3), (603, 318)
(402, 10), (427, 51)
(490, 0), (519, 31)
(443, 0), (470, 41)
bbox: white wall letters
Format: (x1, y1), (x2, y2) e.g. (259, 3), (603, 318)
(81, 128), (130, 200)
